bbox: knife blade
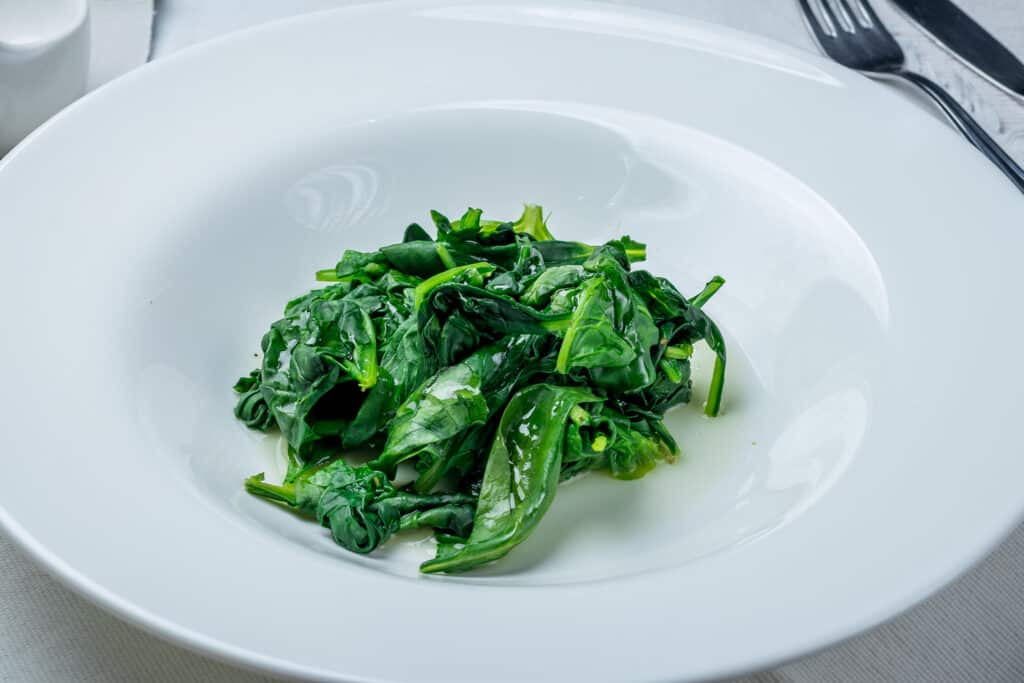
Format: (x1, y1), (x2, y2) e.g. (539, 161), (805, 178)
(891, 0), (1024, 97)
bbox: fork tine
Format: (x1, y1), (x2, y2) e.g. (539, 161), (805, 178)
(798, 0), (836, 41)
(799, 0), (906, 69)
(850, 0), (898, 40)
(833, 0), (860, 29)
(849, 0), (881, 28)
(813, 0), (841, 33)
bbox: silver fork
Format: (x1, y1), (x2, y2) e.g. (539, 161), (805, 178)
(799, 0), (1024, 193)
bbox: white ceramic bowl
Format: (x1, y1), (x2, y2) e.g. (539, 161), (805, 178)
(1, 3), (1023, 681)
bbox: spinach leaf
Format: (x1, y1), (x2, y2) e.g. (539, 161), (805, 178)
(404, 223), (432, 243)
(484, 236), (545, 296)
(519, 264), (585, 307)
(343, 315), (432, 447)
(420, 384), (598, 573)
(555, 277), (637, 371)
(236, 204), (729, 573)
(253, 282), (384, 457)
(418, 283), (566, 365)
(232, 370), (273, 430)
(409, 334), (556, 493)
(246, 459), (475, 554)
(369, 354), (490, 475)
(552, 249), (659, 392)
(314, 249), (388, 283)
(380, 240), (452, 277)
(628, 271), (726, 416)
(413, 262), (496, 311)
(561, 405), (677, 481)
(509, 204), (553, 241)
(534, 235), (646, 267)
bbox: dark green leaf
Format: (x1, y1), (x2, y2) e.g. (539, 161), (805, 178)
(233, 370), (273, 430)
(420, 384), (597, 573)
(404, 223), (431, 243)
(369, 354), (490, 473)
(246, 459), (476, 554)
(236, 204), (728, 573)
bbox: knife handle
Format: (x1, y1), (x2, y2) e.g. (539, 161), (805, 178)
(898, 71), (1024, 194)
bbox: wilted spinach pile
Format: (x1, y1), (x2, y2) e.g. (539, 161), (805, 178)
(234, 205), (726, 573)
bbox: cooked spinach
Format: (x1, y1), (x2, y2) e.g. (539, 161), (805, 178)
(235, 205), (727, 573)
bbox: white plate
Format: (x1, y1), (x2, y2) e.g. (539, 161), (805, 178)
(2, 2), (1024, 681)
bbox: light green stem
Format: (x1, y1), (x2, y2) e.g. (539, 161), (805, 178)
(690, 276), (725, 309)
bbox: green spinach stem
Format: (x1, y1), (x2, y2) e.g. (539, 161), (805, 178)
(690, 276), (725, 308)
(704, 355), (726, 417)
(245, 474), (297, 507)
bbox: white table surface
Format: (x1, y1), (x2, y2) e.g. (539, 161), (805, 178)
(3, 1), (1023, 681)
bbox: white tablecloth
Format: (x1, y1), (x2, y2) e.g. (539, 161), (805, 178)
(3, 1), (1023, 681)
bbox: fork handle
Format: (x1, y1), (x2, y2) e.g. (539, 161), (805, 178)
(897, 71), (1024, 194)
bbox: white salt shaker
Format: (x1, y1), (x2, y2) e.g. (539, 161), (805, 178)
(0, 0), (90, 155)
